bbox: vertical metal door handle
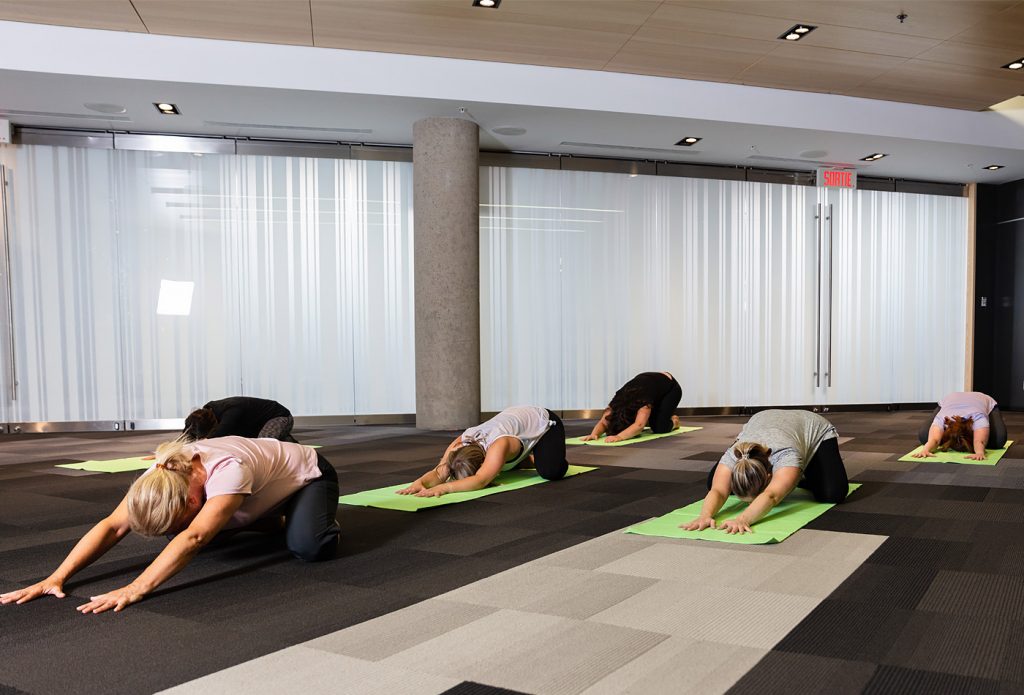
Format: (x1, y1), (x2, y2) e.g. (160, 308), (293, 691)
(825, 203), (833, 388)
(814, 203), (821, 389)
(1, 165), (15, 401)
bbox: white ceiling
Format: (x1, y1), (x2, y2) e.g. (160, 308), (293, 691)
(1, 20), (1023, 185)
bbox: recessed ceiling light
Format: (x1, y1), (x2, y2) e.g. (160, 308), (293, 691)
(779, 24), (816, 41)
(860, 153), (887, 161)
(492, 126), (527, 136)
(472, 0), (500, 7)
(154, 102), (180, 115)
(84, 102), (127, 114)
(675, 137), (702, 146)
(1002, 58), (1024, 70)
(984, 165), (1005, 170)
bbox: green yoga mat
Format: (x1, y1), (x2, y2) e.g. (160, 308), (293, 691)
(566, 426), (702, 447)
(624, 483), (861, 545)
(899, 440), (1013, 466)
(338, 464), (596, 511)
(57, 444), (322, 473)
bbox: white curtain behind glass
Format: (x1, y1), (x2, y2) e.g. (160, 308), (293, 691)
(480, 167), (967, 411)
(5, 145), (414, 422)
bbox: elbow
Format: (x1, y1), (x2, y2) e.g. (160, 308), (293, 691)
(180, 530), (213, 551)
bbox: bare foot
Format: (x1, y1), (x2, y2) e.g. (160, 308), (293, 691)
(671, 415), (681, 431)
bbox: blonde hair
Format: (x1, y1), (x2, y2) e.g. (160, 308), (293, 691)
(730, 441), (772, 498)
(437, 442), (486, 481)
(126, 441), (195, 537)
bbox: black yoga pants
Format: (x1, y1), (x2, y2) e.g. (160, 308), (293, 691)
(705, 437), (849, 504)
(530, 410), (568, 481)
(917, 406), (1007, 449)
(284, 453), (341, 562)
(258, 415), (297, 443)
(649, 378), (683, 434)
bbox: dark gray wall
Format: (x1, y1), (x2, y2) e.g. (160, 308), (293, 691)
(975, 179), (1024, 409)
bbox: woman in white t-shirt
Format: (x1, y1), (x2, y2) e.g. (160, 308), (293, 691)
(0, 437), (340, 614)
(398, 406), (568, 498)
(914, 391), (1008, 460)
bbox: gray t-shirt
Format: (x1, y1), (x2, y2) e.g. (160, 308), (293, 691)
(719, 409), (838, 473)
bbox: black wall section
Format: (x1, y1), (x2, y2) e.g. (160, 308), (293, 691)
(975, 179), (1024, 409)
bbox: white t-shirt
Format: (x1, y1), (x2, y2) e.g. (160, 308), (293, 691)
(461, 406), (554, 471)
(191, 436), (321, 529)
(934, 392), (997, 430)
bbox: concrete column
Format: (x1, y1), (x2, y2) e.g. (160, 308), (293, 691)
(413, 117), (480, 430)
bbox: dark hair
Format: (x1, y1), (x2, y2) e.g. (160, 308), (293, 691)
(437, 443), (487, 481)
(606, 386), (651, 435)
(181, 407), (218, 442)
(938, 416), (974, 453)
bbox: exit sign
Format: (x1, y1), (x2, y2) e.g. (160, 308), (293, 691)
(817, 167), (857, 189)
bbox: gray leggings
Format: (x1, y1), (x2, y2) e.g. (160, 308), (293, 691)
(283, 453), (340, 562)
(918, 406), (1007, 449)
(259, 416), (296, 442)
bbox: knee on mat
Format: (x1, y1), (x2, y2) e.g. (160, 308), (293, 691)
(289, 527), (340, 563)
(538, 462), (568, 481)
(814, 488), (848, 505)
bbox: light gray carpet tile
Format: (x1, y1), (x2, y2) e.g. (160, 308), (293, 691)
(160, 646), (460, 695)
(307, 599), (498, 661)
(536, 533), (661, 571)
(577, 637), (768, 695)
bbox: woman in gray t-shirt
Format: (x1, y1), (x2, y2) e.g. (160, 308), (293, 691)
(396, 406), (568, 499)
(682, 410), (849, 535)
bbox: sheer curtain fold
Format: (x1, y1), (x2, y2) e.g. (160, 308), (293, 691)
(3, 145), (415, 422)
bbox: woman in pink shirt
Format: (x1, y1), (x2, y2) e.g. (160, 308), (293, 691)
(0, 436), (339, 614)
(914, 391), (1008, 460)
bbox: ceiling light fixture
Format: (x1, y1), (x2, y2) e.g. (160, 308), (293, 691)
(779, 24), (816, 41)
(154, 102), (180, 115)
(860, 153), (888, 161)
(984, 165), (1005, 170)
(1002, 58), (1024, 70)
(472, 0), (500, 7)
(675, 137), (702, 146)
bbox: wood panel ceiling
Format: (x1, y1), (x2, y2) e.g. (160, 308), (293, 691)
(1, 0), (1022, 110)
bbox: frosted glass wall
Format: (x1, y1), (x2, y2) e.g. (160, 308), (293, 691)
(481, 167), (968, 411)
(1, 145), (414, 422)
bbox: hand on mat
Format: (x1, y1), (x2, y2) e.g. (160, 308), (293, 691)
(396, 482), (425, 495)
(911, 449), (935, 458)
(720, 518), (753, 535)
(77, 584), (144, 614)
(604, 435), (624, 443)
(414, 486), (448, 498)
(967, 453), (987, 461)
(579, 434), (599, 442)
(681, 516), (716, 531)
(0, 576), (66, 605)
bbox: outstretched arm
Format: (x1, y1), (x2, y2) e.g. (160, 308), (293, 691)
(913, 425), (943, 458)
(967, 426), (990, 461)
(397, 435), (463, 494)
(77, 494), (244, 614)
(721, 467), (801, 534)
(681, 463), (732, 530)
(1, 497), (133, 606)
(581, 409), (612, 441)
(415, 438), (511, 497)
(605, 406), (651, 443)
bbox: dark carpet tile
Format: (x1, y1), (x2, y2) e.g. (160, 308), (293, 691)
(0, 685), (31, 695)
(574, 476), (677, 497)
(679, 450), (723, 462)
(559, 512), (647, 537)
(827, 562), (937, 611)
(857, 535), (973, 572)
(774, 601), (915, 662)
(882, 612), (1012, 680)
(472, 530), (594, 566)
(876, 483), (991, 502)
(863, 665), (1001, 695)
(441, 681), (534, 695)
(986, 488), (1024, 505)
(807, 509), (930, 538)
(389, 520), (543, 557)
(728, 651), (877, 695)
(916, 570), (1024, 620)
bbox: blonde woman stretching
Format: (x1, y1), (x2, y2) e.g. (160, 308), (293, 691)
(683, 410), (849, 535)
(398, 405), (567, 498)
(1, 436), (339, 614)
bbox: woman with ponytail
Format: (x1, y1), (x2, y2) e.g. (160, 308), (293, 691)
(1, 437), (339, 614)
(913, 391), (1006, 461)
(682, 409), (849, 535)
(398, 406), (568, 498)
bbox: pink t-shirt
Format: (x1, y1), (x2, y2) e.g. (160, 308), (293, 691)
(191, 436), (321, 529)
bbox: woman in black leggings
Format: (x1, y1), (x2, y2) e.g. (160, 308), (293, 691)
(581, 371), (683, 443)
(684, 409), (848, 535)
(397, 406), (567, 498)
(181, 396), (296, 443)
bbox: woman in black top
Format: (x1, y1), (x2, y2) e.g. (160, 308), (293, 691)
(581, 372), (683, 443)
(180, 397), (296, 443)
